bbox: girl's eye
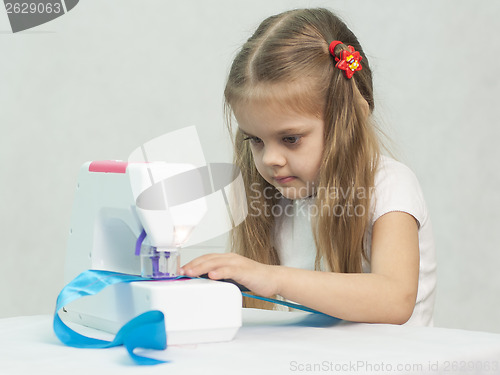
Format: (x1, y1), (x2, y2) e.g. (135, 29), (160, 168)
(243, 136), (263, 145)
(283, 136), (300, 144)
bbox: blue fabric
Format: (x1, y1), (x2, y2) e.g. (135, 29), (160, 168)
(241, 292), (340, 321)
(53, 270), (173, 365)
(54, 269), (340, 366)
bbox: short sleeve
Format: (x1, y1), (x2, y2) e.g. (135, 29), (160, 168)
(372, 156), (427, 228)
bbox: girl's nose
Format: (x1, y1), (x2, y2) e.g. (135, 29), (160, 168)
(261, 145), (286, 167)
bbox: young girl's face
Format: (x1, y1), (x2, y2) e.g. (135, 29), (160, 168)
(235, 101), (325, 200)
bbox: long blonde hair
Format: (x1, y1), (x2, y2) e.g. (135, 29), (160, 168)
(224, 8), (380, 307)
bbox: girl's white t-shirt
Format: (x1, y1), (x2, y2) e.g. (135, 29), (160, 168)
(273, 155), (437, 326)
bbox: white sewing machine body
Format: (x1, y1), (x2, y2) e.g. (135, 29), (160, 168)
(62, 161), (242, 345)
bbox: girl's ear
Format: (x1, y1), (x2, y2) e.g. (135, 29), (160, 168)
(354, 85), (370, 117)
(360, 97), (370, 117)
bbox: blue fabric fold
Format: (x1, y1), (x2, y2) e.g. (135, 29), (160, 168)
(53, 270), (171, 365)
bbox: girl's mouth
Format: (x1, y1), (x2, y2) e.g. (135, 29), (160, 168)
(274, 176), (296, 184)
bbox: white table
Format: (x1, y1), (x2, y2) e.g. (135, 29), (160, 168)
(1, 310), (499, 375)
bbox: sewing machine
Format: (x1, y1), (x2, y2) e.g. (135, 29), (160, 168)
(61, 160), (243, 345)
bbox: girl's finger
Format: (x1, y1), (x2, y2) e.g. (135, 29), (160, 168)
(182, 254), (235, 277)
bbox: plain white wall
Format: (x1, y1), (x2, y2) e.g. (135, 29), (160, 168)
(1, 0), (499, 333)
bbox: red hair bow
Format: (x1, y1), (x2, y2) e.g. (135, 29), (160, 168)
(329, 41), (363, 79)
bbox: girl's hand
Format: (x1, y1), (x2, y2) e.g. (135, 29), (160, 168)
(180, 253), (280, 298)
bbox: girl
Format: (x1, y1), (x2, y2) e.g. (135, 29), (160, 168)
(180, 8), (436, 326)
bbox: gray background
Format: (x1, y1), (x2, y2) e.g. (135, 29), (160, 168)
(1, 0), (499, 333)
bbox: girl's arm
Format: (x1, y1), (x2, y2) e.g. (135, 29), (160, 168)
(180, 211), (420, 325)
